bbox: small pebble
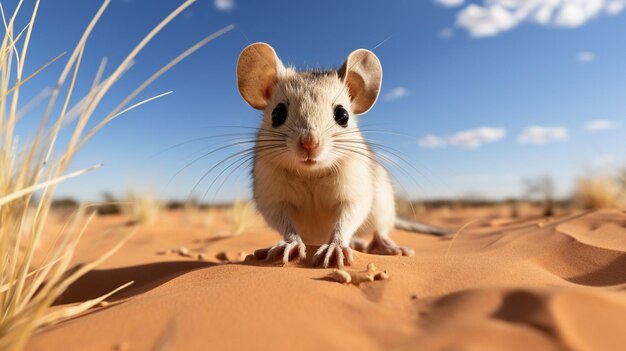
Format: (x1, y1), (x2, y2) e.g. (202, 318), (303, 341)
(178, 247), (191, 257)
(329, 269), (352, 284)
(373, 270), (389, 281)
(366, 262), (376, 273)
(235, 251), (247, 262)
(155, 250), (168, 255)
(216, 251), (247, 263)
(215, 252), (228, 262)
(411, 294), (418, 300)
(99, 301), (110, 307)
(113, 342), (130, 351)
(197, 253), (206, 261)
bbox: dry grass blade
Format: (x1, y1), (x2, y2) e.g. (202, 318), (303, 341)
(4, 52), (66, 96)
(0, 163), (102, 207)
(38, 281), (134, 327)
(0, 0), (233, 349)
(78, 23), (235, 150)
(445, 219), (478, 258)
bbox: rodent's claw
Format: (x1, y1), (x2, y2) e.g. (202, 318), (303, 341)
(263, 239), (306, 266)
(312, 243), (353, 269)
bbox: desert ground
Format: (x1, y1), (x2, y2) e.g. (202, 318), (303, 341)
(24, 205), (626, 351)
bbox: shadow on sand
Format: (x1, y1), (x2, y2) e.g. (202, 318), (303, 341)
(55, 261), (216, 305)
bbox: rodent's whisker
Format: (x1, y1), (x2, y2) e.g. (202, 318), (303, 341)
(361, 139), (448, 194)
(332, 133), (440, 186)
(151, 136), (216, 159)
(193, 143), (287, 201)
(207, 125), (286, 134)
(188, 145), (282, 201)
(155, 129), (285, 160)
(334, 142), (414, 176)
(333, 143), (429, 198)
(203, 153), (259, 202)
(329, 146), (417, 200)
(330, 124), (444, 198)
(332, 128), (413, 139)
(172, 139), (285, 182)
(188, 147), (256, 193)
(333, 142), (407, 177)
(321, 113), (341, 135)
(331, 145), (381, 166)
(334, 145), (422, 217)
(205, 147), (289, 202)
(284, 121), (299, 136)
(180, 138), (283, 164)
(329, 147), (423, 226)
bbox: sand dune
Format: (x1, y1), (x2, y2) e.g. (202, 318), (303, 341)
(27, 209), (626, 351)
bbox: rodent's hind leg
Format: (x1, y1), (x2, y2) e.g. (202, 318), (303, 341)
(254, 233), (306, 266)
(367, 232), (415, 256)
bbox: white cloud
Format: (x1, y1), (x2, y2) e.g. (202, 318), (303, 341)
(443, 0), (626, 37)
(594, 153), (618, 167)
(418, 134), (448, 149)
(384, 87), (408, 101)
(215, 0), (235, 11)
(435, 0), (465, 7)
(439, 28), (454, 38)
(448, 127), (506, 149)
(607, 0), (626, 14)
(585, 119), (619, 131)
(576, 51), (596, 63)
(555, 1), (604, 27)
(518, 126), (568, 144)
(418, 127), (506, 150)
(457, 4), (519, 37)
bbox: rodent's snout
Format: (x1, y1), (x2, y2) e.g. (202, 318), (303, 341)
(299, 135), (319, 152)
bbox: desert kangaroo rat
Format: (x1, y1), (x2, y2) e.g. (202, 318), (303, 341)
(236, 43), (450, 268)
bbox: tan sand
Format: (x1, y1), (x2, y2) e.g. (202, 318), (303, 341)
(27, 208), (626, 351)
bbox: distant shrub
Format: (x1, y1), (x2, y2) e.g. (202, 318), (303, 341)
(574, 176), (625, 209)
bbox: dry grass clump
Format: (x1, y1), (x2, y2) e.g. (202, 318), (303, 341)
(121, 192), (161, 225)
(182, 202), (216, 228)
(228, 198), (260, 236)
(574, 176), (626, 209)
(0, 1), (233, 349)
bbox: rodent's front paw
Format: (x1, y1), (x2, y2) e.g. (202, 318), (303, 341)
(255, 238), (306, 266)
(312, 242), (353, 269)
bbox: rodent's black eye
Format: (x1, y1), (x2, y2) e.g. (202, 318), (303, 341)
(334, 106), (349, 128)
(271, 103), (288, 127)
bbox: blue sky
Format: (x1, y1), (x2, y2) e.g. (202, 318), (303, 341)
(10, 0), (626, 202)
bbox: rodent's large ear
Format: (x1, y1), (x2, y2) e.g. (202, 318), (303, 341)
(338, 49), (382, 115)
(237, 42), (284, 110)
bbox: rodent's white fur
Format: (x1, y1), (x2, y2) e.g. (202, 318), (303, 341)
(237, 43), (419, 268)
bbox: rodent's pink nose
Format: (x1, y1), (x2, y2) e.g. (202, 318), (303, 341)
(300, 135), (319, 151)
